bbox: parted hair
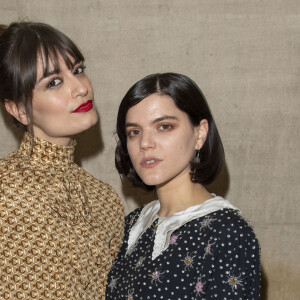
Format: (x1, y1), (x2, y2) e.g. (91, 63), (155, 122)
(0, 21), (84, 130)
(115, 72), (225, 190)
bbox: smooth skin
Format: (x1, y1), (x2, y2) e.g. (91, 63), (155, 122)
(126, 94), (212, 217)
(5, 55), (98, 146)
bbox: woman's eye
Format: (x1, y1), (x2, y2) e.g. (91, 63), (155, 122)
(74, 65), (86, 75)
(159, 124), (172, 131)
(47, 78), (62, 88)
(127, 129), (141, 137)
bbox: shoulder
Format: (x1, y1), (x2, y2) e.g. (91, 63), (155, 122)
(217, 208), (256, 233)
(121, 206), (145, 245)
(0, 148), (20, 182)
(0, 147), (18, 166)
(125, 206), (145, 227)
(198, 208), (258, 244)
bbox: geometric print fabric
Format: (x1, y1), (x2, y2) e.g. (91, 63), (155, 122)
(0, 132), (124, 299)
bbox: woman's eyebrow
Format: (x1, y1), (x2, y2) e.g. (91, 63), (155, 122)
(125, 115), (178, 128)
(37, 59), (84, 84)
(125, 122), (139, 128)
(153, 115), (178, 123)
(72, 58), (83, 67)
(37, 69), (58, 83)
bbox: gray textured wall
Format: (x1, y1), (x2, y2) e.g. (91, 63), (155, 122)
(0, 1), (299, 299)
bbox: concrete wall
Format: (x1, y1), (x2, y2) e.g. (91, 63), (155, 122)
(0, 1), (299, 298)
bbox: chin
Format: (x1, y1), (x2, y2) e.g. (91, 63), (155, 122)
(82, 113), (99, 131)
(89, 116), (99, 128)
(140, 176), (165, 187)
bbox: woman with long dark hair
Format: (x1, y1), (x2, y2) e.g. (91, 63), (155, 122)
(0, 21), (124, 299)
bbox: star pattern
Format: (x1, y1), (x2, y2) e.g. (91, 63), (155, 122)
(106, 206), (260, 299)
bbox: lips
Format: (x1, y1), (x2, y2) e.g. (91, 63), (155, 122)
(73, 100), (93, 113)
(141, 158), (161, 168)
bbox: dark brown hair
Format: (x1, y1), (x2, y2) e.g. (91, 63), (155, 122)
(0, 21), (84, 130)
(115, 73), (225, 190)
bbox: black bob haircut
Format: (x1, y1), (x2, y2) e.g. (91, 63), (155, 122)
(115, 72), (225, 190)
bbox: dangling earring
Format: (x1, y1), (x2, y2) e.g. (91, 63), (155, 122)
(194, 149), (201, 164)
(192, 149), (201, 181)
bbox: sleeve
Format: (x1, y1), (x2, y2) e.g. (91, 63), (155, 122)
(108, 189), (125, 259)
(200, 216), (260, 299)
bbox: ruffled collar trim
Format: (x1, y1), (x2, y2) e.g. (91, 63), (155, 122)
(126, 195), (239, 260)
(17, 132), (76, 167)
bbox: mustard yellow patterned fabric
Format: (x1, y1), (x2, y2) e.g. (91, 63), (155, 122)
(0, 132), (124, 299)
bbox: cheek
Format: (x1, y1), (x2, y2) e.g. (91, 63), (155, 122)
(127, 142), (138, 163)
(162, 133), (193, 152)
(33, 98), (65, 116)
(174, 136), (196, 158)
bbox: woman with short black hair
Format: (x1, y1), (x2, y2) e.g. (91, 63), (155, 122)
(107, 73), (260, 299)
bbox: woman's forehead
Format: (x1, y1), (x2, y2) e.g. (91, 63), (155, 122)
(37, 50), (77, 75)
(126, 94), (188, 123)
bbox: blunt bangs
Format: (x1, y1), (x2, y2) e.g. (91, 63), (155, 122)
(36, 24), (84, 79)
(0, 21), (84, 130)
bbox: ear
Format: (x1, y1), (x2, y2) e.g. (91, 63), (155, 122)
(195, 119), (209, 150)
(4, 99), (30, 126)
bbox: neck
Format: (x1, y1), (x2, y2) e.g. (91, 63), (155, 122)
(156, 169), (212, 217)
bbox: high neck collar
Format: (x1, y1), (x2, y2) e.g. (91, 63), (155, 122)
(18, 132), (76, 167)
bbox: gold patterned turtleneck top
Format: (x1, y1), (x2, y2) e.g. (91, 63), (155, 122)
(0, 132), (124, 299)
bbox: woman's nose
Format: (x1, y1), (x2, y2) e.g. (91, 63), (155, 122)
(71, 77), (88, 98)
(140, 131), (156, 150)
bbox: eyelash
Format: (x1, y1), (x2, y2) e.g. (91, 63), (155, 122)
(158, 124), (172, 131)
(127, 129), (141, 137)
(74, 64), (86, 75)
(46, 64), (86, 89)
(46, 78), (62, 89)
(126, 124), (173, 138)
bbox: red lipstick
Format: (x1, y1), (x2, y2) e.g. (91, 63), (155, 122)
(73, 100), (93, 113)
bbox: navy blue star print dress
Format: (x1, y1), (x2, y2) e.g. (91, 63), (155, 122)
(106, 202), (260, 299)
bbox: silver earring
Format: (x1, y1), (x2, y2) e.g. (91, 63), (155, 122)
(194, 149), (201, 164)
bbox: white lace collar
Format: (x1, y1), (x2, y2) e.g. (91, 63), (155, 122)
(126, 195), (239, 260)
